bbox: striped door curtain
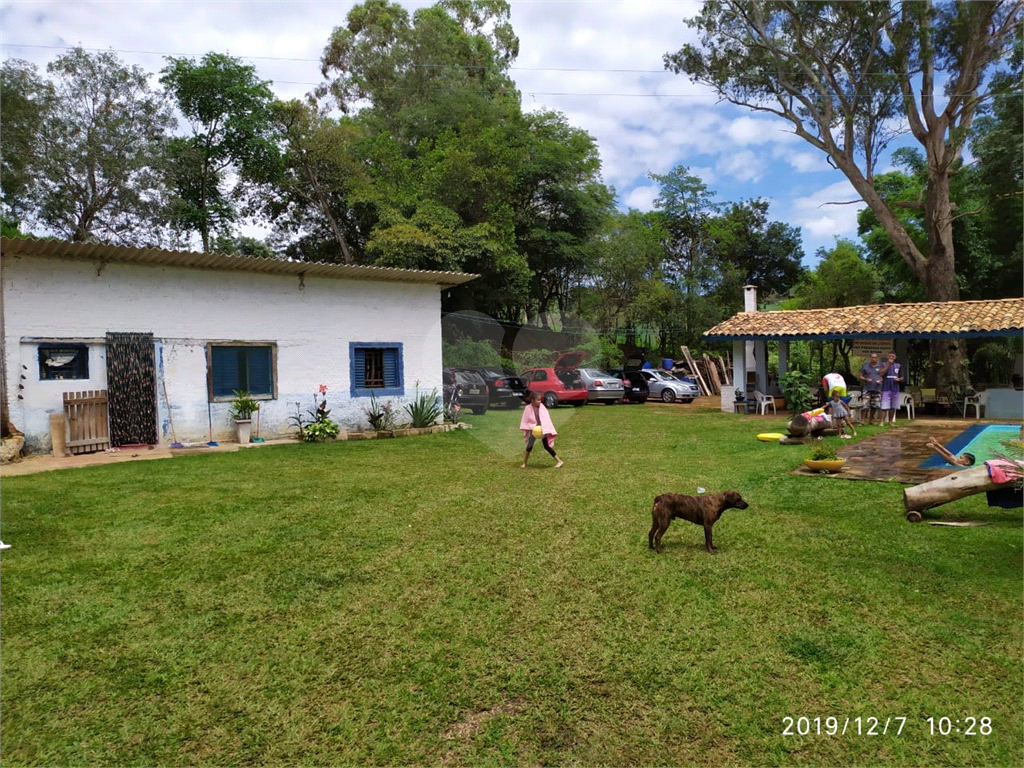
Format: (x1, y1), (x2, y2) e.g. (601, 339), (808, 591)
(105, 332), (159, 446)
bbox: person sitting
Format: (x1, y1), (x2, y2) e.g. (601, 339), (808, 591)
(926, 437), (975, 467)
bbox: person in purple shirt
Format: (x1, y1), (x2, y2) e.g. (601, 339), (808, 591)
(879, 352), (904, 426)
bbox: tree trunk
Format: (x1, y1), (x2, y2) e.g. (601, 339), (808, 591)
(921, 169), (970, 388)
(904, 465), (1016, 512)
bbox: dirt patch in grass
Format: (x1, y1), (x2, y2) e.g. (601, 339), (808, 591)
(441, 697), (527, 741)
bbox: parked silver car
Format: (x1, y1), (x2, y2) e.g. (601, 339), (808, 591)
(577, 368), (625, 404)
(639, 369), (700, 403)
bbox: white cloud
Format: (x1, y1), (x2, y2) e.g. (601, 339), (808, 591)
(622, 185), (659, 211)
(717, 149), (766, 183)
(789, 180), (866, 251)
(2, 0), (924, 262)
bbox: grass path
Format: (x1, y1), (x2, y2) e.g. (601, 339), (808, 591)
(1, 404), (1021, 766)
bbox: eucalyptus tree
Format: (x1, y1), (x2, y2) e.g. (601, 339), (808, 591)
(160, 52), (280, 252)
(666, 0), (1023, 384)
(6, 48), (174, 244)
(0, 59), (52, 227)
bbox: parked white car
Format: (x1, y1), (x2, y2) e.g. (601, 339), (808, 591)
(639, 370), (700, 403)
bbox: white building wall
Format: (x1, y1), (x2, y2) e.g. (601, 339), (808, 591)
(3, 255), (445, 451)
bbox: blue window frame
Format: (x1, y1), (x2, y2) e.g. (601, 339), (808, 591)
(350, 343), (404, 397)
(208, 344), (276, 400)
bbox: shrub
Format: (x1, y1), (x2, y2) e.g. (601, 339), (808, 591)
(290, 385), (340, 442)
(405, 384), (442, 428)
(363, 392), (397, 432)
(780, 370), (816, 415)
(807, 440), (839, 461)
(229, 390), (260, 421)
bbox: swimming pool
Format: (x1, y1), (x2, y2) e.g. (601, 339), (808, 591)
(918, 423), (1022, 469)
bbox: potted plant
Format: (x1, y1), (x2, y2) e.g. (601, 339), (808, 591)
(803, 440), (846, 473)
(230, 390), (260, 444)
(734, 388), (746, 402)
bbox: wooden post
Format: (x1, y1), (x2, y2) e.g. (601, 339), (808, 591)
(703, 353), (722, 395)
(680, 346), (711, 397)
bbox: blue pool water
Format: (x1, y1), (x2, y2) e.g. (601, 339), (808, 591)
(918, 424), (1021, 469)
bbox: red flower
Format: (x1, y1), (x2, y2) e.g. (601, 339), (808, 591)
(319, 384), (328, 395)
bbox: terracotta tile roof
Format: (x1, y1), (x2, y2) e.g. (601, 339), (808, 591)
(704, 298), (1024, 340)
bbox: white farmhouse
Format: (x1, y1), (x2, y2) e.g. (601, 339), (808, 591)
(0, 237), (476, 453)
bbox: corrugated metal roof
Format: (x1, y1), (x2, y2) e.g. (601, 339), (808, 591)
(704, 298), (1024, 341)
(0, 236), (479, 288)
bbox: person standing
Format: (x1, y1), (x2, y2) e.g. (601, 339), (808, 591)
(858, 352), (884, 425)
(824, 388), (857, 438)
(879, 352), (904, 426)
(520, 391), (563, 469)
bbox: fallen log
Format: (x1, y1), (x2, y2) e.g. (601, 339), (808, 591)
(903, 465), (1016, 514)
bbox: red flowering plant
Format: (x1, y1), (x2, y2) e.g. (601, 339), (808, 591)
(290, 384), (340, 442)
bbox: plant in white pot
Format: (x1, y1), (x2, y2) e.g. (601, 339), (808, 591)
(230, 390), (260, 444)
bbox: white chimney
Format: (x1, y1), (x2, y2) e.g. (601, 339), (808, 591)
(743, 285), (757, 370)
(744, 284), (757, 312)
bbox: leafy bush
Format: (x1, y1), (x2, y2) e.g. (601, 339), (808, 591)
(442, 338), (501, 368)
(405, 384), (442, 428)
(290, 385), (340, 442)
(971, 341), (1015, 385)
(229, 390), (260, 420)
(780, 370), (816, 415)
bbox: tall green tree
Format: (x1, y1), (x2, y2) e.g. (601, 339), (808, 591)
(11, 48), (174, 244)
(584, 210), (668, 334)
(318, 0), (519, 143)
(706, 198), (805, 307)
(160, 52), (279, 252)
(513, 111), (614, 326)
(0, 59), (53, 227)
(263, 99), (370, 264)
(312, 0), (612, 321)
(649, 165), (722, 343)
(666, 0), (1023, 385)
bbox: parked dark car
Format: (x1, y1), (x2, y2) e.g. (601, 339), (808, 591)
(608, 369), (650, 404)
(442, 369), (490, 415)
(463, 367), (529, 408)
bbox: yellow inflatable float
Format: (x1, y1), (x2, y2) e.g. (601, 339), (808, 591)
(757, 432), (784, 442)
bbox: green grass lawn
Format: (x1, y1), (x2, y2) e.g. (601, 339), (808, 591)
(1, 404), (1021, 767)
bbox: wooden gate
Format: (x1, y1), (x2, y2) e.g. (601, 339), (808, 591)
(63, 390), (111, 455)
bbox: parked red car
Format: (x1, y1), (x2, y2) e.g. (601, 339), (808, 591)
(520, 351), (588, 408)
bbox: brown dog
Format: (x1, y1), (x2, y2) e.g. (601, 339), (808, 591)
(648, 490), (749, 554)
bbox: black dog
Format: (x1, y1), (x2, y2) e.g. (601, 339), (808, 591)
(648, 490), (749, 554)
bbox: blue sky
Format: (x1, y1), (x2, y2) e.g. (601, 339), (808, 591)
(1, 0), (879, 264)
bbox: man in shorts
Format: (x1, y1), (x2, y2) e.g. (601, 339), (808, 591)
(858, 352), (884, 425)
(879, 352), (904, 426)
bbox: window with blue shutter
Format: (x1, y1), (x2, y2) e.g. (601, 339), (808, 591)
(208, 344), (276, 399)
(350, 342), (404, 397)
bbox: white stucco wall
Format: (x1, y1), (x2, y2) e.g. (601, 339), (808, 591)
(3, 254), (446, 452)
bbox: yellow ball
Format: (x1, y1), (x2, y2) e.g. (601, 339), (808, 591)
(532, 425), (543, 438)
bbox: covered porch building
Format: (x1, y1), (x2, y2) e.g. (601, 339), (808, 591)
(703, 295), (1024, 418)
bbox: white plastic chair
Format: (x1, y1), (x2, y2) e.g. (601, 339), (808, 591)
(753, 390), (776, 415)
(963, 391), (987, 419)
(899, 392), (915, 421)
